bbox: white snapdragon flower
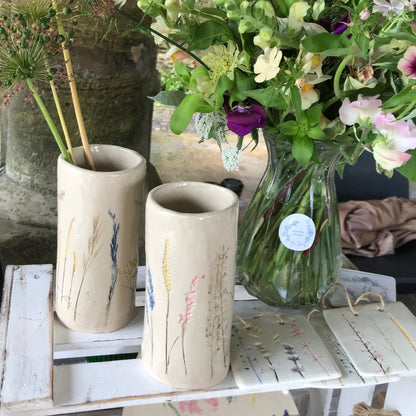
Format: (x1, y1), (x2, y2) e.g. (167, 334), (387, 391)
(253, 47), (283, 83)
(115, 0), (127, 6)
(287, 1), (310, 35)
(152, 16), (176, 46)
(222, 146), (242, 171)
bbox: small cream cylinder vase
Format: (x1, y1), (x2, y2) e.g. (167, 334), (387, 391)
(56, 145), (146, 333)
(142, 181), (239, 389)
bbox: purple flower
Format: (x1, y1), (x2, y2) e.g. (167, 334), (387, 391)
(332, 13), (350, 35)
(398, 46), (416, 79)
(225, 104), (267, 136)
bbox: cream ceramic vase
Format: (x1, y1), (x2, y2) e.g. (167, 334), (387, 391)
(142, 181), (239, 389)
(56, 145), (146, 333)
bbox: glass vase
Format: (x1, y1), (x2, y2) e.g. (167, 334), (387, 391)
(237, 131), (343, 307)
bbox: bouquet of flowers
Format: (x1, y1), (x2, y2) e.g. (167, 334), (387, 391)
(126, 0), (416, 305)
(132, 0), (416, 177)
(112, 0), (416, 305)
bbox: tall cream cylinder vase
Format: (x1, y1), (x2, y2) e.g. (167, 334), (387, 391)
(142, 181), (239, 389)
(56, 145), (146, 333)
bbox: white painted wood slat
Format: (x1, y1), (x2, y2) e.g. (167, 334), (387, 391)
(0, 266), (14, 397)
(54, 309), (144, 359)
(1, 264), (54, 411)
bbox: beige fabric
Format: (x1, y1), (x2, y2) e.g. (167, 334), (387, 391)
(339, 197), (416, 257)
(352, 401), (401, 415)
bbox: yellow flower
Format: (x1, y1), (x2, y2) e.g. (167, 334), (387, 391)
(253, 47), (283, 83)
(197, 42), (245, 97)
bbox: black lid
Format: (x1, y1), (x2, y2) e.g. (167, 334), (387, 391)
(220, 178), (244, 197)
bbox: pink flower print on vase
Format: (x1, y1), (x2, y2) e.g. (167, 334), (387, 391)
(179, 275), (205, 375)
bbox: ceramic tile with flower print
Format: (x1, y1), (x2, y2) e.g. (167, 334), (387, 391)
(324, 301), (416, 377)
(230, 314), (341, 389)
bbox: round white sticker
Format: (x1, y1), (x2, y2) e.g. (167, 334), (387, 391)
(278, 213), (316, 251)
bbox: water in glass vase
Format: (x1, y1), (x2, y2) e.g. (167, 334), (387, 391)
(237, 131), (343, 307)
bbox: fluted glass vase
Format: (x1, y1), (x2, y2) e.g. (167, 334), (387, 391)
(237, 131), (343, 307)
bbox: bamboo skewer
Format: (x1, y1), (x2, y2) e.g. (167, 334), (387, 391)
(53, 1), (95, 170)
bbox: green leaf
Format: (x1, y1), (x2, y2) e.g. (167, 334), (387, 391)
(170, 93), (203, 134)
(229, 70), (256, 102)
(195, 100), (215, 113)
(279, 120), (299, 136)
(305, 103), (323, 126)
(354, 33), (369, 60)
(190, 66), (209, 80)
(251, 128), (259, 148)
(174, 62), (191, 86)
(188, 20), (231, 50)
(301, 32), (351, 56)
(199, 7), (228, 18)
(245, 87), (286, 109)
(308, 126), (327, 141)
(215, 75), (233, 109)
(397, 148), (416, 181)
(189, 65), (209, 90)
(290, 85), (302, 121)
(149, 90), (186, 107)
(382, 86), (416, 109)
(292, 134), (314, 166)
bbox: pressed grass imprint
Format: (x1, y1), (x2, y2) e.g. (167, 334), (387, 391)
(162, 239), (172, 374)
(206, 246), (233, 377)
(74, 215), (102, 320)
(57, 217), (75, 305)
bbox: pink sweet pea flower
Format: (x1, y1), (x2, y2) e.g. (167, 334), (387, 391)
(373, 143), (412, 170)
(398, 45), (416, 78)
(371, 113), (416, 171)
(339, 95), (382, 126)
(372, 113), (416, 152)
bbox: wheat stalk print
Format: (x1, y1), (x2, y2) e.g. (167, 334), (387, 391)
(61, 217), (75, 303)
(74, 216), (101, 321)
(162, 239), (172, 374)
(206, 246), (232, 375)
(67, 251), (78, 309)
(119, 260), (139, 313)
(107, 210), (120, 305)
(179, 275), (205, 375)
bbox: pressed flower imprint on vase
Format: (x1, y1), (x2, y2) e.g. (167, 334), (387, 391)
(147, 242), (233, 379)
(57, 211), (136, 322)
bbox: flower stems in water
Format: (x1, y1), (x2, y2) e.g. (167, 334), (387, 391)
(237, 138), (342, 306)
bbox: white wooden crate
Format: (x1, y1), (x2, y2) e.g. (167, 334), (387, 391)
(1, 264), (413, 416)
(0, 265), (301, 416)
